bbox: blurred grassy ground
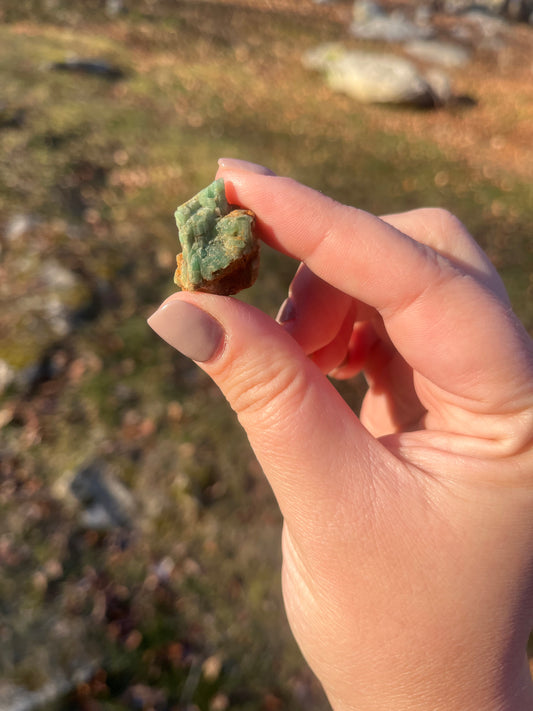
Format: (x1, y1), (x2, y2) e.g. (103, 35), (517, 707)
(0, 1), (532, 710)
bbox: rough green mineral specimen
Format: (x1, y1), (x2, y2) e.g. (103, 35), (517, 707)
(174, 178), (259, 296)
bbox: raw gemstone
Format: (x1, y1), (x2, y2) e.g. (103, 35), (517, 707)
(174, 178), (259, 295)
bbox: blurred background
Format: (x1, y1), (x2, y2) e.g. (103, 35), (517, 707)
(0, 1), (532, 709)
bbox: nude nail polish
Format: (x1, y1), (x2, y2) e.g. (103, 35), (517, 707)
(276, 297), (296, 324)
(147, 299), (224, 362)
(217, 158), (275, 175)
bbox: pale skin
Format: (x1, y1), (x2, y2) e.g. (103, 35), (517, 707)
(148, 158), (533, 710)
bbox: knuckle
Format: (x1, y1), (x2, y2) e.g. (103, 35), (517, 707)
(227, 358), (310, 428)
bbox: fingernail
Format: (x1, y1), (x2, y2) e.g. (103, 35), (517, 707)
(217, 158), (275, 176)
(147, 299), (224, 362)
(327, 355), (349, 380)
(276, 297), (296, 324)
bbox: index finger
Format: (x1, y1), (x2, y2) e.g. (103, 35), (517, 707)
(218, 168), (533, 422)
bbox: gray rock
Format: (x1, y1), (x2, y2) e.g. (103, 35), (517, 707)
(449, 23), (475, 40)
(106, 0), (126, 16)
(440, 0), (501, 12)
(70, 459), (136, 530)
(405, 40), (471, 67)
(352, 0), (385, 22)
(350, 8), (435, 43)
(49, 58), (124, 80)
(463, 7), (507, 28)
(0, 665), (95, 711)
(0, 229), (92, 380)
(39, 259), (80, 291)
(458, 10), (509, 49)
(415, 4), (434, 25)
(0, 615), (99, 711)
(34, 259), (86, 337)
(303, 44), (439, 106)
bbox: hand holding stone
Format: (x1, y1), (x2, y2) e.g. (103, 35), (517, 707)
(149, 159), (533, 711)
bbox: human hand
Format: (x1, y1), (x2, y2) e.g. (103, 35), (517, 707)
(148, 159), (533, 711)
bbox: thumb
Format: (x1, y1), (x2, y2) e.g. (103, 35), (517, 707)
(147, 292), (388, 529)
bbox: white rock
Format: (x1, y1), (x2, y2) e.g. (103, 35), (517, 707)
(4, 214), (38, 242)
(405, 40), (471, 67)
(463, 8), (508, 35)
(39, 259), (80, 290)
(304, 45), (437, 105)
(44, 296), (71, 337)
(302, 42), (348, 71)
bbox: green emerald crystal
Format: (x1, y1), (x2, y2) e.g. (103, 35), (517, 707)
(173, 178), (260, 295)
